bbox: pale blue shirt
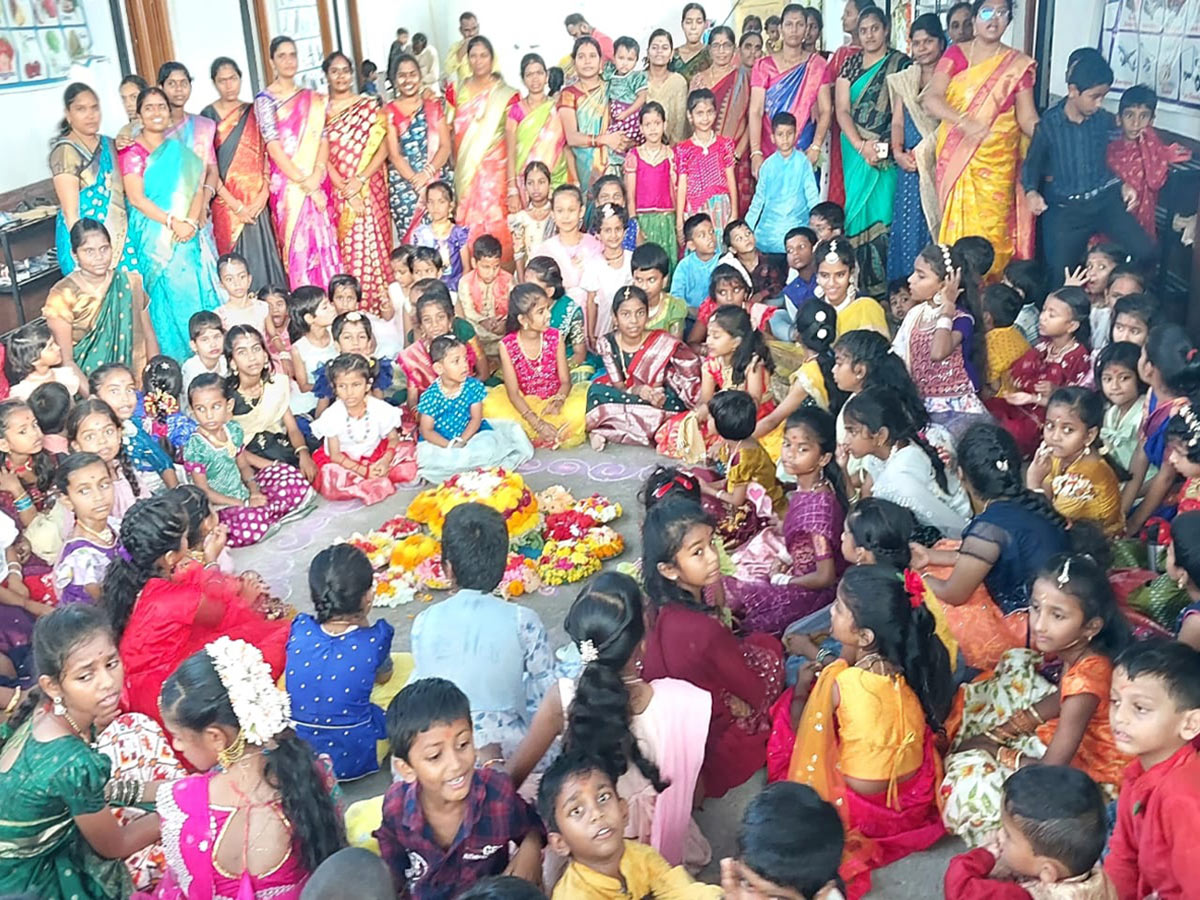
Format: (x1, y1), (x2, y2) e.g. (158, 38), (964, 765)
(747, 150), (819, 254)
(670, 251), (721, 312)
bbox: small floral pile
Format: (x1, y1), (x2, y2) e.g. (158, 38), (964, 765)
(342, 469), (625, 604)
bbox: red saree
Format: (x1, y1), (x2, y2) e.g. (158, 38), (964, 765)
(697, 65), (754, 217)
(327, 97), (393, 313)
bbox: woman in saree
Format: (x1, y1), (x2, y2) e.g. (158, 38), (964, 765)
(119, 87), (221, 362)
(506, 53), (574, 212)
(586, 285), (700, 451)
(256, 36), (343, 291)
(44, 219), (157, 385)
(834, 8), (911, 301)
(823, 0), (866, 207)
(748, 4), (830, 180)
(384, 53), (451, 243)
(647, 31), (691, 146)
(923, 0), (1038, 278)
(559, 37), (627, 198)
(323, 52), (392, 314)
(690, 27), (753, 217)
(886, 15), (947, 280)
(50, 83), (137, 276)
(446, 36), (519, 263)
(200, 57), (287, 292)
(670, 3), (712, 81)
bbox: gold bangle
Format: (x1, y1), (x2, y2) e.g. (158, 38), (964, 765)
(3, 686), (21, 716)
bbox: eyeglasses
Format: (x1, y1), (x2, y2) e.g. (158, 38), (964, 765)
(978, 6), (1011, 21)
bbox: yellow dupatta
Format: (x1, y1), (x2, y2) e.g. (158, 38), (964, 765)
(280, 90), (329, 250)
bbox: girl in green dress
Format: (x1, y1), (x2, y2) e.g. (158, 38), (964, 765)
(0, 605), (164, 899)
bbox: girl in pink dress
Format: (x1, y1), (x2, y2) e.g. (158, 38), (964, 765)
(150, 639), (343, 899)
(674, 89), (738, 240)
(624, 102), (679, 265)
(535, 185), (603, 305)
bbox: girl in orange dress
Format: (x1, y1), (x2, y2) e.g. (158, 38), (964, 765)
(941, 552), (1133, 846)
(786, 563), (953, 900)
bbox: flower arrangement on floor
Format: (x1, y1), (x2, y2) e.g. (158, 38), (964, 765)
(342, 468), (624, 605)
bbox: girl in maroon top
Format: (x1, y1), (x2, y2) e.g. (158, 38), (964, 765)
(640, 495), (784, 797)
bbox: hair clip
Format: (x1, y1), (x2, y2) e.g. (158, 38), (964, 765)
(814, 310), (827, 323)
(579, 639), (599, 665)
(345, 311), (363, 322)
(995, 458), (1009, 472)
(939, 243), (953, 275)
(652, 473), (696, 500)
(1056, 558), (1071, 587)
(815, 327), (829, 341)
(601, 203), (617, 219)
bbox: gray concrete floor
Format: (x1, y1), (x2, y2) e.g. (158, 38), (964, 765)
(230, 443), (961, 896)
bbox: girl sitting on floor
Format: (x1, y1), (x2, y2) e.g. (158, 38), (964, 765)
(183, 374), (315, 547)
(483, 282), (589, 449)
(52, 452), (117, 605)
(786, 564), (953, 900)
(286, 543), (403, 781)
(224, 325), (318, 483)
(140, 355), (196, 454)
(641, 496), (785, 798)
(90, 363), (178, 493)
(1097, 341), (1151, 486)
(310, 354), (417, 504)
(940, 551), (1132, 847)
(1026, 386), (1126, 538)
(1168, 512), (1200, 650)
(262, 284), (295, 379)
(586, 286), (701, 451)
(525, 255), (591, 383)
(156, 640), (344, 896)
(507, 571), (713, 869)
(686, 264), (773, 349)
(171, 483), (234, 573)
(5, 318), (83, 401)
(286, 286), (339, 414)
(415, 336), (533, 483)
(1109, 292), (1157, 348)
(725, 407), (847, 636)
(67, 398), (144, 521)
(813, 238), (888, 339)
(398, 282), (489, 406)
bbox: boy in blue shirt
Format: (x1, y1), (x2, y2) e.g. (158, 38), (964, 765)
(772, 226), (818, 340)
(670, 213), (721, 314)
(747, 112), (820, 255)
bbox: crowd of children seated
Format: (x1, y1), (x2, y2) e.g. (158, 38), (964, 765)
(4, 22), (1200, 900)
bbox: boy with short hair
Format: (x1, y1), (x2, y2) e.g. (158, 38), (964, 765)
(540, 749), (720, 900)
(887, 277), (916, 326)
(807, 201), (844, 245)
(216, 252), (270, 333)
(670, 213), (721, 314)
(1022, 49), (1154, 287)
(946, 766), (1117, 898)
(764, 15), (782, 52)
(747, 113), (820, 255)
(720, 782), (845, 900)
(772, 226), (818, 340)
(1104, 639), (1200, 900)
(606, 36), (648, 162)
(456, 234), (512, 365)
(181, 311), (228, 412)
(1105, 84), (1192, 241)
(376, 677), (544, 900)
(631, 243), (687, 337)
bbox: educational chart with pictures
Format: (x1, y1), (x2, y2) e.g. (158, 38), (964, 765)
(0, 0), (94, 89)
(267, 0), (326, 92)
(1101, 0), (1200, 110)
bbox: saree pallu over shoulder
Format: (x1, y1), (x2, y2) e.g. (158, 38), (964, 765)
(257, 89), (343, 290)
(449, 78), (518, 262)
(559, 82), (610, 193)
(386, 97), (449, 242)
(51, 135), (134, 276)
(935, 47), (1036, 277)
(512, 99), (570, 203)
(44, 269), (144, 373)
(327, 96), (393, 313)
(201, 103), (288, 292)
(754, 53), (827, 154)
(886, 64), (941, 238)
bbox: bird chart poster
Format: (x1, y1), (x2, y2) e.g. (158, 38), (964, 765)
(0, 0), (95, 89)
(1101, 0), (1200, 110)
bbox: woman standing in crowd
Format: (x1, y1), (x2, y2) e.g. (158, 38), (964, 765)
(506, 53), (572, 211)
(384, 53), (451, 242)
(559, 36), (626, 195)
(116, 74), (147, 143)
(886, 14), (946, 280)
(834, 6), (910, 299)
(690, 26), (753, 217)
(323, 51), (392, 313)
(824, 0), (867, 206)
(51, 83), (136, 276)
(200, 57), (287, 291)
(647, 30), (691, 145)
(446, 36), (518, 261)
(256, 35), (343, 291)
(748, 4), (830, 178)
(119, 87), (221, 361)
(671, 3), (712, 80)
(802, 7), (824, 53)
(924, 0), (1038, 277)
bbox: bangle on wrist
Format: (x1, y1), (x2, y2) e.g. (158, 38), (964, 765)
(750, 149), (763, 157)
(4, 685), (21, 716)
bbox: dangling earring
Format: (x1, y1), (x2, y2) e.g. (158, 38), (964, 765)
(813, 284), (825, 299)
(932, 290), (943, 307)
(52, 695), (66, 716)
(217, 730), (247, 769)
(846, 280), (857, 304)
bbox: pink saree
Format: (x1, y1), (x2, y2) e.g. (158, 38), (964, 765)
(751, 53), (827, 156)
(448, 77), (519, 263)
(255, 89), (343, 290)
(148, 772), (311, 899)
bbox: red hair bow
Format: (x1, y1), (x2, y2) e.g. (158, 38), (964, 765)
(903, 568), (925, 610)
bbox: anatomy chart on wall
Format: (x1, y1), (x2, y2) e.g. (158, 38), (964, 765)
(1101, 0), (1200, 110)
(0, 0), (94, 88)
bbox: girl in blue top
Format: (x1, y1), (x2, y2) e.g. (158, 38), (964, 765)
(286, 543), (401, 780)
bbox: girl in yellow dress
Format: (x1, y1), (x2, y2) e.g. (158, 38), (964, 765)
(815, 237), (889, 338)
(482, 282), (589, 448)
(1026, 386), (1125, 538)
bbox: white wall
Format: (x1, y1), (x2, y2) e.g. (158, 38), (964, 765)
(0, 0), (126, 192)
(167, 0), (254, 109)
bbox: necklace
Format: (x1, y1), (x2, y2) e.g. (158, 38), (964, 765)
(344, 405), (373, 446)
(639, 144), (668, 165)
(517, 332), (544, 362)
(59, 707), (90, 743)
(693, 132), (717, 155)
(77, 520), (115, 544)
(855, 651), (891, 674)
(201, 427), (236, 454)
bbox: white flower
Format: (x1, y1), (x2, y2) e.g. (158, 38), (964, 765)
(206, 637), (291, 745)
(579, 639), (599, 664)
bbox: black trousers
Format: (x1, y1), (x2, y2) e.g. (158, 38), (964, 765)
(1040, 186), (1156, 288)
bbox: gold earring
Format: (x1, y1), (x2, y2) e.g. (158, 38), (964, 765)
(217, 730), (246, 769)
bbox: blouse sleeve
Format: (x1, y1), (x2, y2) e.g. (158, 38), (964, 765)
(508, 102), (525, 124)
(48, 142), (84, 177)
(254, 94), (280, 142)
(958, 519), (1006, 567)
(557, 87), (578, 111)
(936, 45), (970, 79)
(182, 433), (211, 471)
(749, 57), (770, 90)
(50, 742), (112, 817)
(309, 405), (345, 442)
(1060, 655), (1112, 702)
(118, 144), (148, 178)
